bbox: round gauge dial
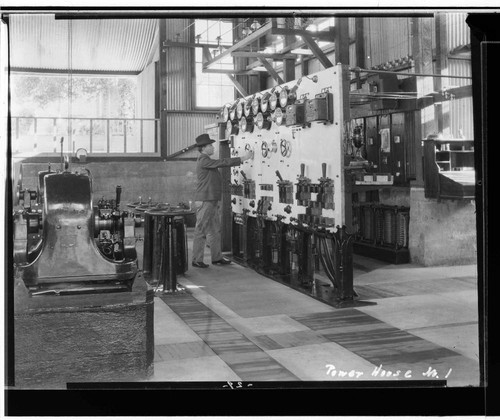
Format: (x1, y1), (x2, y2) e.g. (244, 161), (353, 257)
(269, 92), (278, 110)
(236, 102), (244, 119)
(255, 113), (264, 130)
(251, 97), (260, 115)
(239, 116), (247, 132)
(274, 108), (284, 126)
(261, 95), (269, 113)
(244, 99), (253, 117)
(222, 105), (229, 121)
(279, 88), (289, 108)
(229, 104), (237, 121)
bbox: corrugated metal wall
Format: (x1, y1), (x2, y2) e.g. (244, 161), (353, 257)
(446, 12), (470, 51)
(137, 61), (157, 118)
(9, 14), (158, 72)
(363, 17), (413, 67)
(164, 19), (193, 111)
(165, 112), (217, 156)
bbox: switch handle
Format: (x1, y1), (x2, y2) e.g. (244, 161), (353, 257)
(322, 163), (327, 178)
(276, 170), (283, 181)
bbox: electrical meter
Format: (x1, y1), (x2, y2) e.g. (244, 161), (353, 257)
(269, 91), (278, 111)
(229, 103), (237, 121)
(239, 116), (254, 133)
(273, 108), (284, 126)
(251, 97), (260, 115)
(222, 104), (230, 122)
(236, 101), (244, 119)
(279, 88), (290, 108)
(260, 92), (270, 113)
(244, 98), (253, 117)
(226, 120), (239, 138)
(255, 112), (271, 130)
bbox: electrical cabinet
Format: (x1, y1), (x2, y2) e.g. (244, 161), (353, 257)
(217, 65), (373, 309)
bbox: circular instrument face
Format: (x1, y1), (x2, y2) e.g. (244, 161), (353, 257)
(225, 121), (232, 138)
(222, 105), (229, 121)
(239, 116), (247, 132)
(261, 96), (269, 113)
(244, 99), (253, 117)
(236, 102), (244, 119)
(252, 97), (260, 115)
(256, 112), (264, 130)
(269, 92), (278, 110)
(229, 106), (237, 120)
(274, 108), (284, 126)
(279, 88), (289, 108)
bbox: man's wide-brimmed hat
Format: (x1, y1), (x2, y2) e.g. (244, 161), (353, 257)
(195, 133), (216, 146)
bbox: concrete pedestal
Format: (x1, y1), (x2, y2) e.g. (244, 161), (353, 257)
(13, 273), (154, 389)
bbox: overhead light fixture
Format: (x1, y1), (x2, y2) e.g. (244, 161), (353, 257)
(291, 48), (314, 55)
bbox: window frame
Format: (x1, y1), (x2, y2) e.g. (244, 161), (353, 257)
(191, 18), (236, 111)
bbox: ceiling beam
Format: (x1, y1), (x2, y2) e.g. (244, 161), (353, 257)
(302, 33), (334, 68)
(226, 74), (249, 97)
(258, 59), (284, 84)
(203, 20), (274, 69)
(202, 68), (260, 76)
(231, 51), (297, 60)
(271, 27), (336, 42)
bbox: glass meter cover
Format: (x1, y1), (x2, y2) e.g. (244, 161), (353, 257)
(222, 104), (229, 121)
(244, 98), (253, 117)
(269, 92), (278, 110)
(236, 101), (244, 119)
(251, 97), (260, 115)
(274, 108), (284, 126)
(279, 88), (289, 108)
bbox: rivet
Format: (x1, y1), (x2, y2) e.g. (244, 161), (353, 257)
(77, 225), (81, 229)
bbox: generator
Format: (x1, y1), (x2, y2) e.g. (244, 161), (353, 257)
(13, 165), (138, 296)
(220, 65), (372, 307)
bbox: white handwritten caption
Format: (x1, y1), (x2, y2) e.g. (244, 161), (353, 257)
(326, 364), (453, 379)
(223, 381), (253, 389)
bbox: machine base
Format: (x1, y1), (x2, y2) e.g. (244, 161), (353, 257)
(231, 256), (377, 309)
(354, 242), (410, 264)
(13, 273), (154, 389)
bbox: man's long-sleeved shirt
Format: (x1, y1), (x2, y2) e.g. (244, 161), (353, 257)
(194, 153), (242, 201)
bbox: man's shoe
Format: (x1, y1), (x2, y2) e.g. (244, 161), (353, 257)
(192, 261), (209, 268)
(212, 258), (232, 265)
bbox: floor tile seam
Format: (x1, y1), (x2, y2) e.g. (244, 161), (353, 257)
(406, 320), (479, 332)
(290, 307), (469, 366)
(159, 293), (301, 381)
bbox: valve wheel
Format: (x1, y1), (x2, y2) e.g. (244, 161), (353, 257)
(261, 141), (269, 158)
(245, 143), (251, 152)
(280, 139), (290, 157)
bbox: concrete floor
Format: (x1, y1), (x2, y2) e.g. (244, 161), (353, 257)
(143, 227), (480, 387)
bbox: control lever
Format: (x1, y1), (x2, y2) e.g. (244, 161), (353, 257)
(300, 163), (305, 177)
(276, 170), (284, 182)
(240, 170), (248, 181)
(322, 163), (327, 179)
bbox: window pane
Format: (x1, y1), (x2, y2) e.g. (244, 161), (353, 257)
(194, 19), (234, 108)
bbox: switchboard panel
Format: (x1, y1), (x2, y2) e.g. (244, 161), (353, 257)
(225, 65), (347, 229)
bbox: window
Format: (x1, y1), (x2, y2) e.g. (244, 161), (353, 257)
(10, 73), (159, 156)
(194, 19), (235, 108)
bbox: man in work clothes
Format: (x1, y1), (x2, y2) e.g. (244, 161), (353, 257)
(192, 133), (253, 268)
